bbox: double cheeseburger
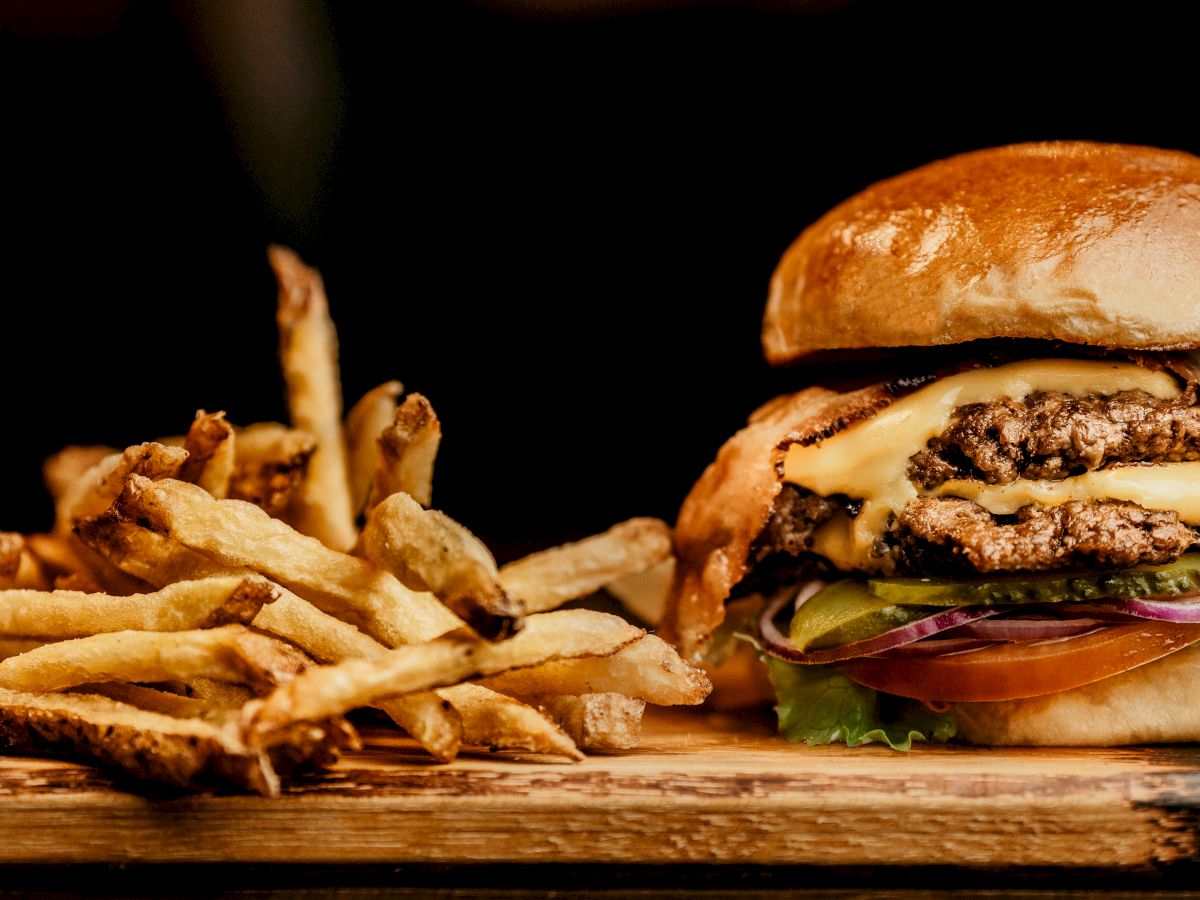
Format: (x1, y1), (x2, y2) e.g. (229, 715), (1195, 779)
(664, 142), (1200, 747)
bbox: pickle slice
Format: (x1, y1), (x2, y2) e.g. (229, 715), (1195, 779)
(868, 553), (1200, 606)
(789, 580), (940, 651)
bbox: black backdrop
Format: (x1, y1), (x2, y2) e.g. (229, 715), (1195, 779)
(4, 0), (1198, 556)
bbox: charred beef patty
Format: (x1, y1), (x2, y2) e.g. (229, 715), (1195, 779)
(909, 388), (1200, 488)
(893, 496), (1197, 574)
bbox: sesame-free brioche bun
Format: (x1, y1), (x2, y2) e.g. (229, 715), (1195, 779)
(763, 142), (1200, 365)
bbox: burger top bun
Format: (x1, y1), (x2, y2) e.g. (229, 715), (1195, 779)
(763, 142), (1200, 365)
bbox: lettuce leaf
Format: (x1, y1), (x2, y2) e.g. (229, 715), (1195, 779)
(765, 657), (957, 750)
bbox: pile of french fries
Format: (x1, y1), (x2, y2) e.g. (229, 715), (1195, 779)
(0, 246), (707, 795)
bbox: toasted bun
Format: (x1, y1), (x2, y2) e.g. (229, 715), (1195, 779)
(957, 644), (1200, 745)
(763, 142), (1200, 365)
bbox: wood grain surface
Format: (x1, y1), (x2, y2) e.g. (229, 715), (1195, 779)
(2, 708), (1199, 868)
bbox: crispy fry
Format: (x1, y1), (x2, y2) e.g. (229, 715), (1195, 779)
(498, 518), (673, 614)
(230, 423), (317, 519)
(77, 514), (465, 761)
(54, 442), (189, 534)
(117, 476), (464, 645)
(441, 683), (581, 760)
(245, 610), (644, 742)
(367, 393), (441, 511)
(0, 686), (354, 795)
(529, 693), (645, 750)
(78, 682), (231, 722)
(186, 678), (256, 707)
(605, 558), (674, 626)
(0, 575), (274, 639)
(479, 634), (711, 705)
(0, 534), (24, 582)
(42, 445), (115, 503)
(269, 245), (357, 551)
(24, 533), (92, 580)
(362, 492), (524, 640)
(345, 381), (403, 515)
(0, 625), (310, 695)
(0, 637), (45, 661)
(179, 410), (236, 499)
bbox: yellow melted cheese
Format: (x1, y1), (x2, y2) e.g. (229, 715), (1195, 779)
(782, 359), (1185, 571)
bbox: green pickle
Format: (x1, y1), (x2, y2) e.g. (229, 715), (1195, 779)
(868, 552), (1200, 606)
(789, 580), (939, 651)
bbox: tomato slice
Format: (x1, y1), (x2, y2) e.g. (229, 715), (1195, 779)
(837, 622), (1200, 702)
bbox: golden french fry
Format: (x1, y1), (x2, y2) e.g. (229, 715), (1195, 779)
(0, 686), (354, 796)
(498, 518), (674, 614)
(0, 534), (23, 581)
(245, 609), (644, 742)
(78, 682), (232, 722)
(361, 492), (524, 640)
(179, 410), (236, 499)
(479, 634), (711, 705)
(440, 683), (581, 760)
(0, 637), (45, 661)
(24, 533), (92, 580)
(42, 445), (115, 503)
(345, 381), (403, 515)
(367, 393), (441, 511)
(229, 423), (317, 519)
(0, 624), (310, 695)
(55, 442), (189, 534)
(0, 575), (274, 639)
(269, 245), (357, 552)
(186, 678), (256, 708)
(529, 693), (645, 750)
(605, 558), (675, 626)
(117, 476), (464, 645)
(77, 514), (465, 761)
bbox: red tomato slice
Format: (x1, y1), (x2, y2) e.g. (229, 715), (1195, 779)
(837, 622), (1200, 702)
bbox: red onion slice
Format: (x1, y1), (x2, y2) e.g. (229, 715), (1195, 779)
(1101, 596), (1200, 623)
(952, 618), (1107, 641)
(758, 582), (1002, 665)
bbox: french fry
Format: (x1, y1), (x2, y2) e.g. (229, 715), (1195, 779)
(479, 634), (711, 705)
(345, 381), (403, 515)
(245, 610), (644, 742)
(78, 682), (232, 722)
(229, 423), (317, 519)
(361, 492), (524, 640)
(42, 445), (115, 504)
(530, 693), (646, 750)
(116, 476), (465, 645)
(77, 514), (465, 761)
(0, 637), (45, 661)
(0, 575), (273, 639)
(440, 683), (581, 760)
(23, 533), (93, 581)
(367, 393), (441, 511)
(179, 410), (236, 499)
(0, 534), (24, 582)
(0, 686), (354, 795)
(605, 558), (674, 626)
(269, 245), (357, 552)
(115, 480), (463, 648)
(498, 518), (673, 614)
(54, 442), (189, 534)
(0, 625), (310, 695)
(186, 678), (256, 708)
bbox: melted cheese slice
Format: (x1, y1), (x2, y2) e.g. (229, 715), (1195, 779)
(782, 358), (1185, 571)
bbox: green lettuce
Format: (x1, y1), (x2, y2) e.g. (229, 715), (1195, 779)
(765, 657), (957, 750)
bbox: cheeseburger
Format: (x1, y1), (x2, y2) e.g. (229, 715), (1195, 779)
(664, 142), (1200, 747)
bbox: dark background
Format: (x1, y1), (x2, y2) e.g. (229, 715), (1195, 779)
(3, 0), (1198, 554)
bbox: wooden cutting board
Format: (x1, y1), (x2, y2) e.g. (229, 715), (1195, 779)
(2, 708), (1198, 868)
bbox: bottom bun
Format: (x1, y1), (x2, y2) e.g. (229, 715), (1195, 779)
(956, 644), (1200, 746)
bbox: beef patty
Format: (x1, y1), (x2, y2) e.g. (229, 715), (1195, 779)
(894, 496), (1198, 574)
(909, 389), (1200, 488)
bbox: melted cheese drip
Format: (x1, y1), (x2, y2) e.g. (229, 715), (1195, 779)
(782, 359), (1184, 571)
